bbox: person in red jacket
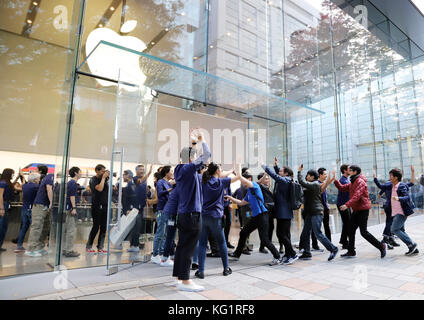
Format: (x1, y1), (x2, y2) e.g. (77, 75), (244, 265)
(334, 165), (386, 258)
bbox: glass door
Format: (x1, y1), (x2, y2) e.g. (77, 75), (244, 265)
(105, 69), (158, 275)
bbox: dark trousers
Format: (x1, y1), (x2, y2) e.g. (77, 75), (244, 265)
(234, 213), (280, 259)
(276, 218), (296, 257)
(337, 206), (350, 246)
(173, 212), (202, 281)
(323, 208), (331, 241)
(130, 210), (145, 247)
(209, 233), (219, 254)
(348, 210), (383, 253)
(383, 209), (393, 237)
(300, 214), (337, 253)
(163, 213), (177, 258)
(301, 212), (318, 249)
(223, 206), (231, 244)
(86, 206), (107, 250)
(260, 213), (276, 249)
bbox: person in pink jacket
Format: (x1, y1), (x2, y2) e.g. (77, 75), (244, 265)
(334, 165), (386, 258)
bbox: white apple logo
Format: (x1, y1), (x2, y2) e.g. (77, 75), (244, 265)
(85, 21), (150, 93)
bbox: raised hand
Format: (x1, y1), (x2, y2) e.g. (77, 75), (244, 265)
(274, 157), (278, 166)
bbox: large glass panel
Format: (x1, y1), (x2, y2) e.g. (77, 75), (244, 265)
(0, 0), (83, 277)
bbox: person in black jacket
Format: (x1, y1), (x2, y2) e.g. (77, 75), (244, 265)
(298, 165), (338, 261)
(257, 173), (275, 254)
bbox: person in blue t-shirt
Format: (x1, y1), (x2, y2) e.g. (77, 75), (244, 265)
(26, 171), (54, 256)
(0, 168), (21, 251)
(195, 163), (241, 279)
(172, 129), (211, 292)
(60, 167), (82, 258)
(15, 172), (41, 253)
(225, 170), (282, 266)
(151, 165), (176, 263)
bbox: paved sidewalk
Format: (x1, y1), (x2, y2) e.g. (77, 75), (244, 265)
(2, 215), (424, 300)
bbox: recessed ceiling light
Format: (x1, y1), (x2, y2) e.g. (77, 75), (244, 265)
(120, 20), (137, 33)
(227, 32), (231, 36)
(151, 41), (155, 45)
(27, 19), (32, 24)
(110, 6), (115, 11)
(210, 45), (214, 48)
(32, 1), (38, 5)
(165, 28), (169, 32)
(99, 24), (103, 27)
(181, 12), (185, 16)
(194, 56), (198, 60)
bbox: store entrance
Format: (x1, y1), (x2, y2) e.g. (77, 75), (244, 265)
(54, 40), (316, 275)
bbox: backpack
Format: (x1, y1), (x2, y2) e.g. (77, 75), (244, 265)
(288, 179), (304, 210)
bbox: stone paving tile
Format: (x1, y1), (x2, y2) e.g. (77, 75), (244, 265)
(297, 282), (330, 294)
(398, 282), (424, 294)
(270, 286), (302, 297)
(59, 288), (85, 300)
(253, 293), (291, 300)
(365, 285), (404, 298)
(252, 280), (282, 291)
(76, 292), (124, 300)
(128, 295), (158, 300)
(116, 287), (149, 300)
(142, 285), (180, 297)
(199, 288), (238, 300)
(395, 292), (424, 300)
(219, 282), (269, 299)
(177, 291), (209, 300)
(415, 272), (424, 279)
(366, 275), (406, 288)
(291, 291), (315, 300)
(278, 278), (311, 289)
(394, 275), (424, 283)
(27, 293), (63, 300)
(316, 287), (376, 300)
(158, 293), (192, 300)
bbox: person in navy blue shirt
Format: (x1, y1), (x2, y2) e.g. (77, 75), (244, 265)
(373, 165), (415, 250)
(195, 163), (240, 279)
(0, 168), (21, 252)
(223, 182), (233, 249)
(62, 167), (82, 258)
(26, 172), (54, 256)
(262, 161), (298, 265)
(318, 168), (332, 242)
(173, 129), (211, 292)
(151, 165), (175, 263)
(337, 164), (351, 250)
(15, 172), (41, 253)
(159, 182), (179, 267)
(226, 169), (282, 266)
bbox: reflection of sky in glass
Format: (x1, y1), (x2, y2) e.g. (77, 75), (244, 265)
(411, 0), (424, 15)
(302, 0), (325, 12)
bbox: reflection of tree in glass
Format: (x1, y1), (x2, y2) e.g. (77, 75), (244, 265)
(273, 0), (405, 103)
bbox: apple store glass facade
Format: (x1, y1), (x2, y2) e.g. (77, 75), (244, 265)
(0, 0), (424, 277)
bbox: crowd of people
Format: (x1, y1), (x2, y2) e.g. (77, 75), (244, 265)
(0, 128), (421, 292)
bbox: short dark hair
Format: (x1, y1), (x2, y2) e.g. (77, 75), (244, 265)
(95, 164), (106, 172)
(340, 164), (349, 174)
(257, 173), (264, 181)
(283, 167), (294, 177)
(69, 167), (80, 178)
(307, 169), (319, 180)
(242, 167), (249, 174)
(389, 168), (403, 181)
(160, 166), (171, 179)
(135, 164), (144, 171)
(37, 164), (48, 175)
(318, 168), (327, 176)
(349, 165), (361, 175)
(243, 173), (253, 181)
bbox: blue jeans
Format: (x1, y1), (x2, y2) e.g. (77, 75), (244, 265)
(17, 208), (32, 247)
(152, 210), (167, 256)
(162, 212), (177, 258)
(192, 241), (199, 264)
(198, 215), (229, 273)
(0, 207), (9, 248)
(300, 214), (337, 254)
(391, 214), (414, 247)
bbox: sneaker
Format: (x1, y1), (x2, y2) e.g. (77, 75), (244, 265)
(64, 251), (80, 258)
(194, 271), (204, 279)
(150, 255), (161, 264)
(380, 242), (387, 259)
(98, 249), (108, 254)
(328, 248), (338, 261)
(191, 263), (199, 270)
(227, 243), (235, 249)
(389, 237), (400, 247)
(84, 218), (88, 222)
(405, 243), (418, 256)
(177, 281), (204, 292)
(312, 246), (324, 252)
(247, 246), (253, 252)
(341, 251), (356, 258)
(259, 247), (269, 254)
(298, 248), (305, 255)
(282, 254), (299, 265)
(14, 246), (26, 253)
(242, 248), (251, 255)
(86, 248), (96, 254)
(172, 280), (182, 287)
(228, 252), (240, 260)
(127, 246), (140, 253)
(269, 258), (281, 266)
(206, 252), (220, 258)
(25, 250), (42, 257)
(223, 267), (232, 276)
(78, 219), (82, 223)
(383, 237), (394, 250)
(299, 253), (312, 260)
(160, 259), (174, 267)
